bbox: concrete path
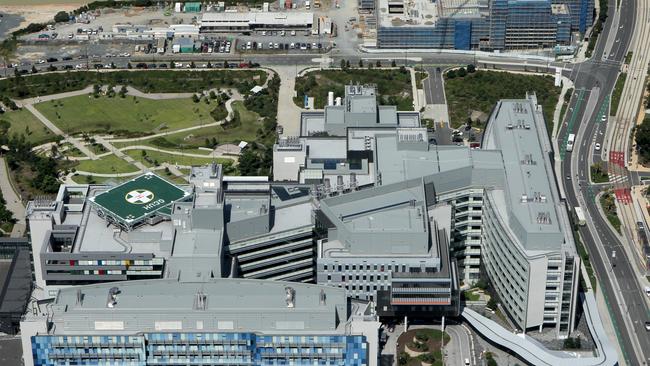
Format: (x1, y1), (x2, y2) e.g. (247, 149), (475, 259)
(125, 86), (194, 100)
(23, 104), (98, 160)
(0, 158), (25, 238)
(18, 86), (93, 105)
(119, 145), (237, 161)
(551, 76), (575, 140)
(94, 135), (149, 171)
(274, 65), (308, 137)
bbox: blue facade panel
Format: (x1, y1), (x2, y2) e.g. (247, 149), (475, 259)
(32, 332), (368, 366)
(454, 21), (472, 50)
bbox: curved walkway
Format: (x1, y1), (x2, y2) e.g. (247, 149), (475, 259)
(462, 291), (618, 366)
(119, 145), (238, 161)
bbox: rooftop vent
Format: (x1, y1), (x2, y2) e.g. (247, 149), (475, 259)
(194, 291), (207, 311)
(536, 212), (552, 225)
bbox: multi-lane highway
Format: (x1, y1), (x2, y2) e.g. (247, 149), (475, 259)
(558, 0), (650, 363)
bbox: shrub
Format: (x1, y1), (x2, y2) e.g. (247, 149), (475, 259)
(54, 11), (70, 23)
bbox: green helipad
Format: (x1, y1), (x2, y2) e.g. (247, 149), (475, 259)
(90, 173), (189, 226)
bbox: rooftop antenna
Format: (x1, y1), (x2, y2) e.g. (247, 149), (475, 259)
(319, 289), (326, 306)
(76, 289), (83, 306)
(106, 287), (119, 308)
(285, 286), (295, 308)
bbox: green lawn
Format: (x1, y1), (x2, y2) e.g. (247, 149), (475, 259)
(0, 108), (56, 145)
(294, 68), (414, 110)
(125, 149), (234, 168)
(600, 192), (621, 233)
(118, 101), (263, 149)
(74, 154), (139, 174)
(445, 70), (560, 129)
(591, 163), (609, 183)
(611, 73), (627, 116)
(35, 95), (215, 137)
(463, 291), (481, 301)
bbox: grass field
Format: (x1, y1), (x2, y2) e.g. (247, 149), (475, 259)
(294, 68), (414, 110)
(0, 108), (56, 145)
(445, 70), (560, 129)
(125, 149), (233, 168)
(122, 101), (263, 149)
(74, 154), (139, 174)
(35, 95), (215, 137)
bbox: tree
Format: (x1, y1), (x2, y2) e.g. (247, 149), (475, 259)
(54, 11), (70, 23)
(446, 70), (457, 79)
(223, 60), (229, 68)
(119, 85), (127, 98)
(467, 64), (476, 73)
(340, 59), (346, 70)
(141, 150), (147, 157)
(391, 59), (397, 67)
(192, 94), (200, 103)
(190, 61), (196, 69)
(458, 67), (467, 77)
(127, 63), (132, 69)
(346, 60), (350, 68)
(169, 61), (175, 69)
(206, 61), (212, 68)
(487, 297), (497, 310)
(358, 59), (363, 68)
(376, 60), (381, 67)
(636, 117), (650, 163)
(209, 90), (216, 99)
(31, 65), (37, 74)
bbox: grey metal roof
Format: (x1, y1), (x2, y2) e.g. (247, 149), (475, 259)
(35, 277), (347, 335)
(482, 97), (565, 251)
(319, 178), (434, 256)
(374, 131), (505, 190)
(300, 85), (420, 137)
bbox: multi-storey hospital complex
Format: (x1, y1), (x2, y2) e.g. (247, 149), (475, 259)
(20, 84), (582, 365)
(370, 0), (593, 50)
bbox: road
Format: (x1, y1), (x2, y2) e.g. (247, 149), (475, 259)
(423, 66), (447, 105)
(556, 0), (649, 363)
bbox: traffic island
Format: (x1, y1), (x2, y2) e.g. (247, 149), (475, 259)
(397, 328), (449, 366)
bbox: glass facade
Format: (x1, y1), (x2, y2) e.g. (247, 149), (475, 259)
(32, 332), (367, 366)
(553, 0), (594, 33)
(378, 0), (577, 50)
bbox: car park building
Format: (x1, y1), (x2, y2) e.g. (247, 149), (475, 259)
(273, 86), (579, 336)
(20, 277), (376, 366)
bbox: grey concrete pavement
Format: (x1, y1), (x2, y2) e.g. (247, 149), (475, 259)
(0, 157), (25, 238)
